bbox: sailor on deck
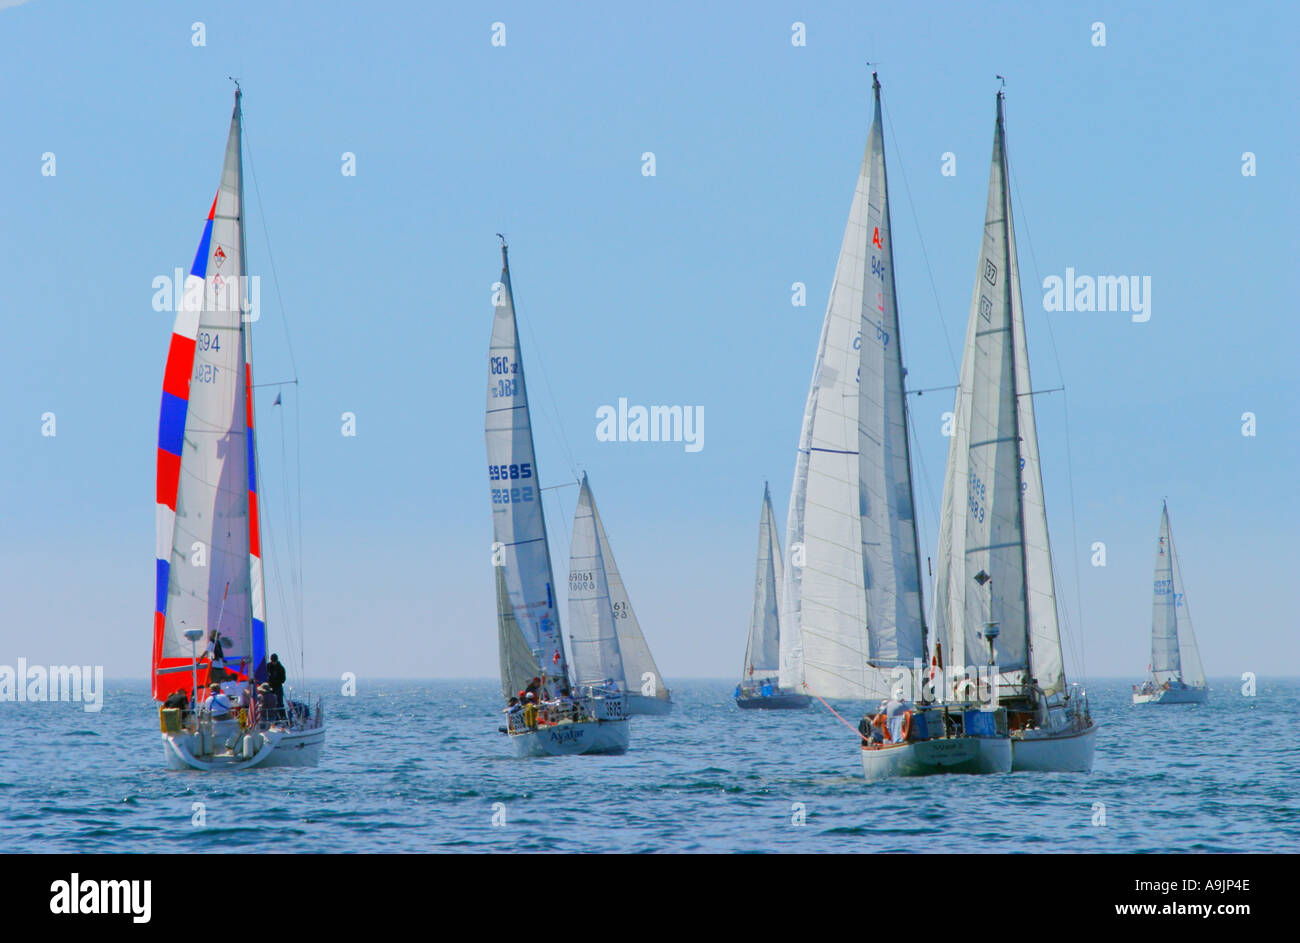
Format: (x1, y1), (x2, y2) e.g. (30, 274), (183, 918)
(203, 683), (233, 721)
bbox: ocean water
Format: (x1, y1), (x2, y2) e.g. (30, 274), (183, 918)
(1, 678), (1296, 853)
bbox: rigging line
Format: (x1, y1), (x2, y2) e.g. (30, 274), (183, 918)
(244, 107), (308, 682)
(278, 388), (306, 681)
(253, 380), (299, 388)
(905, 383), (958, 397)
(509, 267), (581, 481)
(803, 684), (871, 744)
(880, 93), (960, 378)
(1003, 104), (1087, 684)
(242, 116), (300, 384)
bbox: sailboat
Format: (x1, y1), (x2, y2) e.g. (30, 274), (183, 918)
(735, 483), (809, 709)
(1133, 502), (1208, 704)
(486, 241), (630, 756)
(567, 473), (672, 715)
(780, 74), (1012, 779)
(932, 87), (1097, 773)
(153, 89), (325, 770)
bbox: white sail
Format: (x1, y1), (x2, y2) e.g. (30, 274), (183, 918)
(934, 92), (1065, 696)
(745, 483), (784, 678)
(780, 75), (927, 700)
(592, 489), (670, 702)
(567, 474), (625, 687)
(485, 244), (566, 701)
(1155, 503), (1205, 688)
(1150, 504), (1180, 684)
(162, 100), (255, 671)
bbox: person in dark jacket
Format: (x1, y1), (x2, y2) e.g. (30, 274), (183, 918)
(267, 653), (287, 707)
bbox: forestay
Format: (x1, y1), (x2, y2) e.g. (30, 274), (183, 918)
(485, 245), (567, 701)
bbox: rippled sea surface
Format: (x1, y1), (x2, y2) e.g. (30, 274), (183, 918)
(2, 678), (1297, 853)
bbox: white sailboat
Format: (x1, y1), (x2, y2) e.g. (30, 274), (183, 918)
(567, 472), (673, 715)
(486, 241), (629, 757)
(780, 74), (1011, 779)
(1133, 502), (1208, 704)
(153, 89), (324, 770)
(735, 483), (809, 709)
(933, 87), (1097, 773)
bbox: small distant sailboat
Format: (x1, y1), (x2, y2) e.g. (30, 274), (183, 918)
(933, 87), (1096, 773)
(153, 89), (324, 770)
(735, 483), (809, 709)
(486, 241), (629, 756)
(1133, 502), (1208, 704)
(780, 74), (1011, 779)
(567, 473), (673, 715)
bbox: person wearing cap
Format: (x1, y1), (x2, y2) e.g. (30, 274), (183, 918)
(883, 695), (915, 744)
(521, 691), (538, 729)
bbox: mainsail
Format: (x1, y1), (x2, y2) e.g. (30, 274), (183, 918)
(485, 243), (568, 701)
(744, 483), (783, 679)
(568, 474), (624, 686)
(591, 485), (669, 702)
(568, 473), (668, 699)
(779, 74), (927, 701)
(933, 90), (1065, 697)
(153, 90), (267, 700)
(1152, 502), (1205, 687)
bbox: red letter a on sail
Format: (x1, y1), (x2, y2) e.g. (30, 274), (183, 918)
(872, 227), (883, 248)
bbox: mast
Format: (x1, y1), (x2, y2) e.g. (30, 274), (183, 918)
(233, 87), (270, 683)
(997, 89), (1036, 692)
(876, 72), (930, 668)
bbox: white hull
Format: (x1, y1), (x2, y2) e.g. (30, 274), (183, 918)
(1011, 721), (1097, 772)
(510, 719), (629, 757)
(624, 694), (673, 716)
(860, 736), (1011, 780)
(1133, 686), (1208, 705)
(163, 724), (326, 771)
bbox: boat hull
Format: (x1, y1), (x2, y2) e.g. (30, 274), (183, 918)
(162, 725), (326, 771)
(860, 736), (1011, 780)
(1011, 721), (1098, 772)
(736, 693), (811, 710)
(1133, 686), (1208, 705)
(625, 694), (673, 716)
(510, 719), (629, 757)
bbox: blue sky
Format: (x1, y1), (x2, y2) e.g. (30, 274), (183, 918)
(1, 0), (1295, 686)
